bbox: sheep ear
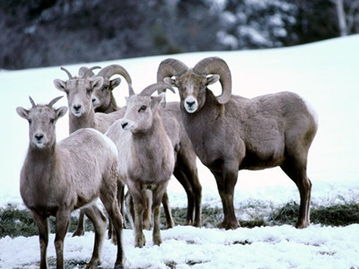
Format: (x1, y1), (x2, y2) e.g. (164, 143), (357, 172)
(151, 94), (164, 111)
(55, 106), (68, 120)
(53, 79), (67, 92)
(90, 77), (104, 91)
(109, 78), (121, 90)
(163, 77), (176, 86)
(16, 107), (29, 119)
(206, 74), (220, 85)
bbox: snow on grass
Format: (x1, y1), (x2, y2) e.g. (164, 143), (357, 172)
(0, 35), (358, 268)
(1, 35), (359, 211)
(1, 225), (358, 269)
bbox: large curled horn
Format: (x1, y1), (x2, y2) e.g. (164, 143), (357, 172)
(48, 96), (63, 107)
(193, 57), (232, 104)
(78, 66), (101, 78)
(156, 58), (188, 83)
(98, 64), (132, 85)
(139, 82), (175, 97)
(29, 96), (36, 107)
(60, 67), (73, 80)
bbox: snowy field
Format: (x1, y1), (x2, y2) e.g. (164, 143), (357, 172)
(0, 35), (358, 268)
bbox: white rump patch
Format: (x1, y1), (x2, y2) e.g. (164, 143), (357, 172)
(86, 128), (118, 156)
(302, 97), (318, 126)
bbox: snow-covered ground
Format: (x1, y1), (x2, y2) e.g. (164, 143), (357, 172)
(1, 225), (358, 269)
(0, 35), (358, 268)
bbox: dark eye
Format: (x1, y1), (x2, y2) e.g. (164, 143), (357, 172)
(138, 105), (147, 112)
(50, 118), (55, 124)
(28, 119), (32, 124)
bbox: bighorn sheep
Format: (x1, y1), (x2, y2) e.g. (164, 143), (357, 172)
(16, 96), (124, 269)
(54, 66), (127, 239)
(92, 64), (132, 113)
(94, 65), (202, 227)
(106, 83), (175, 247)
(54, 66), (202, 228)
(157, 57), (318, 229)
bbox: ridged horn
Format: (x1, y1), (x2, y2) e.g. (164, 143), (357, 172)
(156, 58), (188, 82)
(78, 66), (101, 78)
(29, 96), (36, 107)
(60, 67), (73, 80)
(98, 64), (132, 84)
(48, 96), (63, 107)
(139, 82), (175, 97)
(193, 57), (232, 104)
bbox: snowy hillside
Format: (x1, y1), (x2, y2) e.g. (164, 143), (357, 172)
(0, 35), (359, 269)
(1, 34), (358, 209)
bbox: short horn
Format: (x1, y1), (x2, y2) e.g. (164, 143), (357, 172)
(60, 67), (73, 80)
(78, 66), (101, 78)
(139, 82), (175, 97)
(29, 96), (36, 107)
(48, 96), (63, 107)
(193, 57), (232, 104)
(156, 58), (188, 82)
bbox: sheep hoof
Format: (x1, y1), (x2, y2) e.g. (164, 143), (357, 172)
(295, 221), (309, 229)
(153, 236), (162, 246)
(135, 234), (146, 248)
(218, 220), (240, 230)
(72, 229), (85, 237)
(114, 264), (124, 269)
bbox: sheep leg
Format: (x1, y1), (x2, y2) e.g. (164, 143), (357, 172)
(100, 192), (124, 268)
(54, 209), (71, 269)
(212, 163), (239, 229)
(175, 152), (202, 227)
(162, 191), (175, 228)
(173, 168), (195, 225)
(143, 189), (153, 230)
(109, 182), (125, 243)
(31, 211), (49, 269)
(72, 210), (85, 237)
(133, 195), (146, 247)
(82, 205), (107, 268)
(152, 182), (169, 246)
(281, 159), (312, 228)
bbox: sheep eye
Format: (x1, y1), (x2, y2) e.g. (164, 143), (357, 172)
(50, 118), (55, 124)
(28, 119), (32, 124)
(138, 105), (147, 112)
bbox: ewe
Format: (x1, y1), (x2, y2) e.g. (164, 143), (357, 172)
(17, 96), (124, 269)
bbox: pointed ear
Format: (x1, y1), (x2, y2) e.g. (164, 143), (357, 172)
(55, 106), (68, 120)
(206, 74), (220, 85)
(151, 93), (165, 111)
(163, 77), (177, 86)
(16, 107), (29, 120)
(53, 79), (67, 92)
(109, 78), (121, 90)
(90, 76), (104, 91)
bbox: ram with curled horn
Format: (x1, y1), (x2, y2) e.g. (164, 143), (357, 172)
(157, 56), (318, 230)
(92, 64), (134, 113)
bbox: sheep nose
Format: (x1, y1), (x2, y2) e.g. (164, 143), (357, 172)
(73, 104), (82, 111)
(186, 100), (196, 108)
(121, 122), (128, 129)
(34, 133), (44, 141)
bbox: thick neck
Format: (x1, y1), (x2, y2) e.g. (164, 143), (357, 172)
(69, 110), (96, 133)
(132, 114), (164, 149)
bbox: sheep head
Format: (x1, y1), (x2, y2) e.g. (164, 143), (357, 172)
(93, 64), (134, 111)
(16, 96), (67, 149)
(120, 83), (173, 134)
(53, 67), (104, 117)
(157, 57), (232, 113)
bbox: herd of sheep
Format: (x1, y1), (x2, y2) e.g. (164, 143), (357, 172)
(16, 57), (318, 269)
